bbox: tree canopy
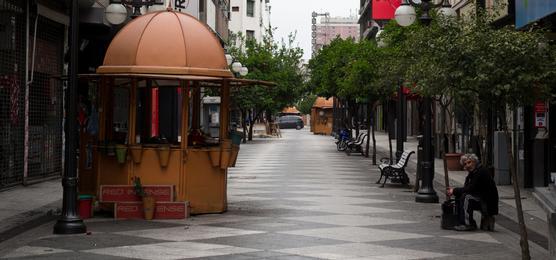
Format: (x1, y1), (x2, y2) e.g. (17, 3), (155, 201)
(227, 31), (306, 117)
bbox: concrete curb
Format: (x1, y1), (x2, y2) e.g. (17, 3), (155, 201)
(0, 200), (61, 244)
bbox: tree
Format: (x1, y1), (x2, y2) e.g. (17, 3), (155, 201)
(297, 94), (317, 115)
(227, 30), (305, 141)
(392, 11), (554, 259)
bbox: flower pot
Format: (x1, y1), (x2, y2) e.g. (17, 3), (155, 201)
(444, 153), (464, 171)
(229, 144), (240, 167)
(129, 144), (143, 164)
(142, 196), (156, 220)
(219, 140), (232, 169)
(157, 145), (171, 168)
(115, 145), (127, 164)
(208, 149), (221, 167)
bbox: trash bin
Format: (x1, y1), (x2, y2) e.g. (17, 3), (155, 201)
(230, 131), (242, 145)
(78, 194), (94, 219)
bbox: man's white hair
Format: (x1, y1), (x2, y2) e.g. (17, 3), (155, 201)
(460, 153), (479, 166)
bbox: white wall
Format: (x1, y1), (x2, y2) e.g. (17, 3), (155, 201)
(229, 0), (270, 42)
(207, 0), (216, 31)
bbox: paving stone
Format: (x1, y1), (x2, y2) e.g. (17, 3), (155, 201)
(0, 129), (549, 259)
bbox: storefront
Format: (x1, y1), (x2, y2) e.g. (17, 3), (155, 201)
(0, 0), (66, 189)
(76, 10), (271, 214)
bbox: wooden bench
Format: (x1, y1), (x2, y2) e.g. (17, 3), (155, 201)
(376, 150), (414, 187)
(345, 133), (368, 156)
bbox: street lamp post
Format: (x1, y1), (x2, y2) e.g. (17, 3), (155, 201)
(53, 0), (86, 234)
(394, 0), (456, 203)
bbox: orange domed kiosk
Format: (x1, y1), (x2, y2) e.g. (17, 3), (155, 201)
(77, 10), (272, 215)
(311, 97), (334, 135)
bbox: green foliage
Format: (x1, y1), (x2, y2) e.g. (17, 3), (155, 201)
(132, 176), (146, 197)
(227, 30), (306, 116)
(297, 94), (317, 115)
(400, 12), (552, 107)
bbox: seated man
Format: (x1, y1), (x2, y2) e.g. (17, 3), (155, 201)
(447, 153), (499, 231)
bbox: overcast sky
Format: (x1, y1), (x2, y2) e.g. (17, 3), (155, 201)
(270, 0), (360, 62)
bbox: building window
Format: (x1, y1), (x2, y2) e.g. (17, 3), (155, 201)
(232, 6), (239, 12)
(246, 0), (255, 17)
(246, 30), (255, 39)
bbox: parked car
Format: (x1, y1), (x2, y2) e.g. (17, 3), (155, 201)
(277, 115), (304, 130)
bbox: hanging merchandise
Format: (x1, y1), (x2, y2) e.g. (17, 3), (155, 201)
(87, 105), (99, 135)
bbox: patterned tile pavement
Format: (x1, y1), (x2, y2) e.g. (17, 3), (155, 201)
(0, 129), (550, 259)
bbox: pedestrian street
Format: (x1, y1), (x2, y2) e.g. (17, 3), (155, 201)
(0, 129), (549, 259)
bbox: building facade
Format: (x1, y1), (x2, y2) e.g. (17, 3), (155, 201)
(229, 0), (271, 42)
(0, 0), (67, 189)
(358, 0), (400, 40)
(312, 16), (359, 54)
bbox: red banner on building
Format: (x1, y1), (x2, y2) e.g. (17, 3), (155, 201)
(372, 0), (401, 20)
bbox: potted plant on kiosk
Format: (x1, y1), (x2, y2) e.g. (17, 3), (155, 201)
(132, 177), (155, 220)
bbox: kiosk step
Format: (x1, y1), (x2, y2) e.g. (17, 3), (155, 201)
(115, 201), (190, 219)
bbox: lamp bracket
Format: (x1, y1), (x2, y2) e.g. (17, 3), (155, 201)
(407, 0), (449, 9)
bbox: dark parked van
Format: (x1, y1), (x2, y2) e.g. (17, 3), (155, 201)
(277, 115), (304, 130)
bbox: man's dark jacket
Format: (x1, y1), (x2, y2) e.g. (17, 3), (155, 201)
(453, 165), (499, 215)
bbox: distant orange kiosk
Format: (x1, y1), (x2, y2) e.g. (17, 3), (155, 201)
(77, 10), (272, 214)
(310, 97), (334, 135)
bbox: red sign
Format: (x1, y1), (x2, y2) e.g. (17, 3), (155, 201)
(114, 202), (190, 219)
(534, 100), (546, 113)
(372, 0), (401, 20)
(100, 185), (173, 202)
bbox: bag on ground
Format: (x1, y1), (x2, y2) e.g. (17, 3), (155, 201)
(441, 199), (458, 230)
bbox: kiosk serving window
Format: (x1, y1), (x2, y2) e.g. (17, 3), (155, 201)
(111, 87), (129, 144)
(103, 79), (227, 148)
(135, 81), (182, 145)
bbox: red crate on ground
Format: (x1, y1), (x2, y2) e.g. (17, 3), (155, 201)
(114, 201), (190, 219)
(100, 185), (173, 202)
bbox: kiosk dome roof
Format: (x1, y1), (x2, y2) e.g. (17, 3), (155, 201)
(97, 10), (233, 78)
(313, 97), (333, 108)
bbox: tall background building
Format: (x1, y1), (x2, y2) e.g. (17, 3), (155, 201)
(311, 15), (359, 56)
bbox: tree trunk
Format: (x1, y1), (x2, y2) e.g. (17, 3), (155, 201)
(248, 123), (254, 141)
(440, 104), (447, 157)
(372, 111), (376, 165)
(371, 102), (378, 165)
(365, 101), (371, 158)
(386, 101), (393, 162)
(248, 110), (264, 141)
(348, 100), (358, 137)
(265, 110), (272, 135)
(241, 109), (247, 143)
(448, 109), (456, 153)
(247, 109), (254, 141)
(504, 118), (531, 260)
